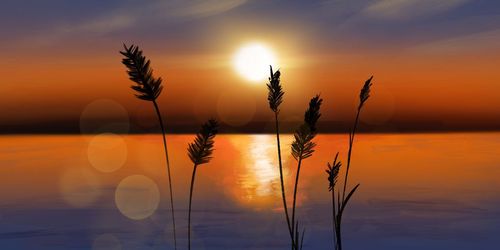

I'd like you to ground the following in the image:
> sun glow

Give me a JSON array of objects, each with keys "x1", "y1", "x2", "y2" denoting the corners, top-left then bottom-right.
[{"x1": 233, "y1": 43, "x2": 277, "y2": 82}]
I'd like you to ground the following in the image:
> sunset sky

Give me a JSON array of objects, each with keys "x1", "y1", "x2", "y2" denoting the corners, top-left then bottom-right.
[{"x1": 1, "y1": 0, "x2": 500, "y2": 133}]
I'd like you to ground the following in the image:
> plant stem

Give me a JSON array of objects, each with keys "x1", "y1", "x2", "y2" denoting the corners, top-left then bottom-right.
[
  {"x1": 188, "y1": 164, "x2": 198, "y2": 250},
  {"x1": 336, "y1": 217, "x2": 342, "y2": 250},
  {"x1": 274, "y1": 112, "x2": 294, "y2": 240},
  {"x1": 291, "y1": 157, "x2": 303, "y2": 245},
  {"x1": 342, "y1": 107, "x2": 361, "y2": 202},
  {"x1": 337, "y1": 107, "x2": 362, "y2": 250},
  {"x1": 332, "y1": 189, "x2": 337, "y2": 250},
  {"x1": 336, "y1": 191, "x2": 343, "y2": 250},
  {"x1": 152, "y1": 100, "x2": 177, "y2": 250}
]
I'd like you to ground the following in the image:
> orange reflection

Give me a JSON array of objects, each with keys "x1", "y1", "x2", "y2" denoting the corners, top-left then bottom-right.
[
  {"x1": 1, "y1": 133, "x2": 499, "y2": 212},
  {"x1": 223, "y1": 134, "x2": 295, "y2": 209}
]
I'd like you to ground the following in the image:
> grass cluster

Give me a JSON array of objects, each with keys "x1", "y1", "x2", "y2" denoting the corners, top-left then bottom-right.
[
  {"x1": 121, "y1": 44, "x2": 219, "y2": 250},
  {"x1": 120, "y1": 44, "x2": 372, "y2": 249},
  {"x1": 266, "y1": 66, "x2": 373, "y2": 249}
]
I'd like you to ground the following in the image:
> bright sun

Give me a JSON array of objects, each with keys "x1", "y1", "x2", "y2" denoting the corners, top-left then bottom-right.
[{"x1": 233, "y1": 43, "x2": 277, "y2": 82}]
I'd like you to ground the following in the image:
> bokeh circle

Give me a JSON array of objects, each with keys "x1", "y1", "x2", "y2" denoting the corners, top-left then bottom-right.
[
  {"x1": 87, "y1": 133, "x2": 127, "y2": 173},
  {"x1": 115, "y1": 175, "x2": 160, "y2": 220},
  {"x1": 59, "y1": 167, "x2": 101, "y2": 208},
  {"x1": 80, "y1": 99, "x2": 130, "y2": 134}
]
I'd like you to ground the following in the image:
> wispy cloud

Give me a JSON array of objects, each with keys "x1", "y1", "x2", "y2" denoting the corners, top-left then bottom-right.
[
  {"x1": 60, "y1": 15, "x2": 135, "y2": 34},
  {"x1": 408, "y1": 28, "x2": 500, "y2": 54},
  {"x1": 69, "y1": 0, "x2": 247, "y2": 33},
  {"x1": 19, "y1": 0, "x2": 248, "y2": 46},
  {"x1": 363, "y1": 0, "x2": 469, "y2": 20},
  {"x1": 164, "y1": 0, "x2": 247, "y2": 18}
]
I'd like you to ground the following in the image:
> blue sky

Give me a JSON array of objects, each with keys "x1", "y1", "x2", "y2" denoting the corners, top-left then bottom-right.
[{"x1": 2, "y1": 0, "x2": 500, "y2": 53}]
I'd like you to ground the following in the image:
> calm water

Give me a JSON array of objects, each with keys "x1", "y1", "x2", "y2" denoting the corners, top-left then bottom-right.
[{"x1": 0, "y1": 133, "x2": 499, "y2": 249}]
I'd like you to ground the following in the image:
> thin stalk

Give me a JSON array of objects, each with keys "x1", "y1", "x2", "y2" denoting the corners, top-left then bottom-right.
[
  {"x1": 274, "y1": 112, "x2": 294, "y2": 239},
  {"x1": 336, "y1": 217, "x2": 342, "y2": 250},
  {"x1": 152, "y1": 100, "x2": 177, "y2": 250},
  {"x1": 300, "y1": 228, "x2": 306, "y2": 250},
  {"x1": 336, "y1": 190, "x2": 342, "y2": 250},
  {"x1": 187, "y1": 164, "x2": 198, "y2": 250},
  {"x1": 332, "y1": 189, "x2": 337, "y2": 250},
  {"x1": 341, "y1": 107, "x2": 361, "y2": 202},
  {"x1": 291, "y1": 157, "x2": 303, "y2": 240},
  {"x1": 336, "y1": 183, "x2": 360, "y2": 250}
]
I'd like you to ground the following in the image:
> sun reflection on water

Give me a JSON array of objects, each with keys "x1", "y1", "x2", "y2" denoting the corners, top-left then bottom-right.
[
  {"x1": 248, "y1": 135, "x2": 279, "y2": 196},
  {"x1": 230, "y1": 134, "x2": 293, "y2": 207}
]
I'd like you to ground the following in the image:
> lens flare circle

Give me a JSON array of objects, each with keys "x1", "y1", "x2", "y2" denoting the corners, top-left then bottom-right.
[
  {"x1": 115, "y1": 175, "x2": 160, "y2": 220},
  {"x1": 59, "y1": 167, "x2": 101, "y2": 208},
  {"x1": 80, "y1": 99, "x2": 130, "y2": 134},
  {"x1": 87, "y1": 133, "x2": 127, "y2": 173},
  {"x1": 216, "y1": 90, "x2": 256, "y2": 127}
]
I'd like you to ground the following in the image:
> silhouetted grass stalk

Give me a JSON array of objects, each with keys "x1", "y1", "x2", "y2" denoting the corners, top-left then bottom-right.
[
  {"x1": 266, "y1": 66, "x2": 295, "y2": 248},
  {"x1": 328, "y1": 76, "x2": 373, "y2": 250},
  {"x1": 187, "y1": 119, "x2": 218, "y2": 250},
  {"x1": 290, "y1": 95, "x2": 323, "y2": 248},
  {"x1": 274, "y1": 112, "x2": 291, "y2": 233},
  {"x1": 341, "y1": 76, "x2": 373, "y2": 201},
  {"x1": 293, "y1": 221, "x2": 306, "y2": 250},
  {"x1": 120, "y1": 44, "x2": 177, "y2": 249},
  {"x1": 326, "y1": 152, "x2": 341, "y2": 249},
  {"x1": 187, "y1": 165, "x2": 197, "y2": 250}
]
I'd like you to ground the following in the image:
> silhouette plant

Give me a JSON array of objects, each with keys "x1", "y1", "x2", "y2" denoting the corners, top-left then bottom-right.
[
  {"x1": 326, "y1": 153, "x2": 342, "y2": 249},
  {"x1": 120, "y1": 44, "x2": 177, "y2": 249},
  {"x1": 187, "y1": 119, "x2": 219, "y2": 250},
  {"x1": 266, "y1": 66, "x2": 295, "y2": 247},
  {"x1": 327, "y1": 76, "x2": 373, "y2": 250},
  {"x1": 290, "y1": 94, "x2": 323, "y2": 248}
]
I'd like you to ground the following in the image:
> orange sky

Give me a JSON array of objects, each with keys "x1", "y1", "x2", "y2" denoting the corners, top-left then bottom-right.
[{"x1": 1, "y1": 1, "x2": 499, "y2": 133}]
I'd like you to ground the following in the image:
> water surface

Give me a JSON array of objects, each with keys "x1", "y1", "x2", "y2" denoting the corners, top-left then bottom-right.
[{"x1": 0, "y1": 133, "x2": 499, "y2": 249}]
